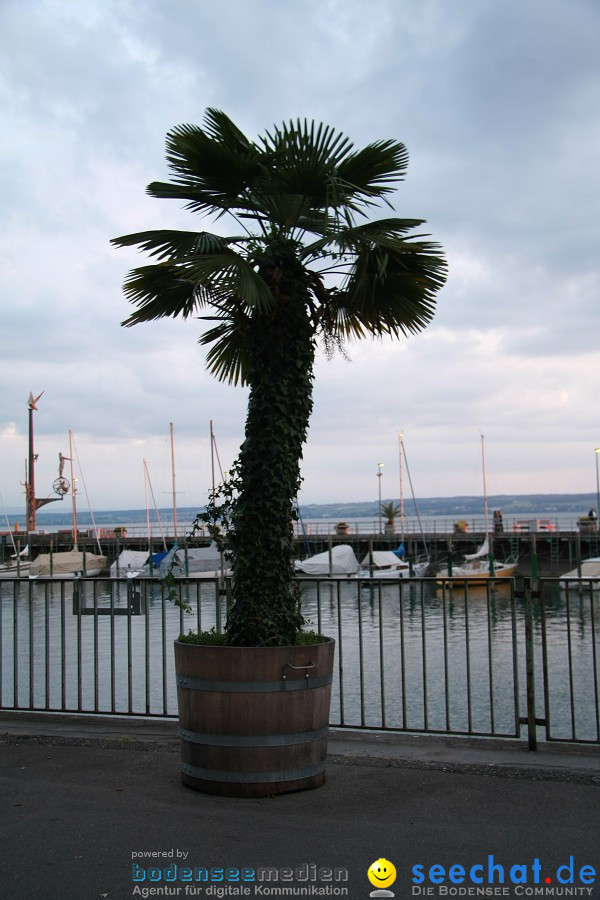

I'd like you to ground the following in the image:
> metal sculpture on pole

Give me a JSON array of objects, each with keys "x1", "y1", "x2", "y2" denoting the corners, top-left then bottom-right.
[{"x1": 25, "y1": 392, "x2": 67, "y2": 532}]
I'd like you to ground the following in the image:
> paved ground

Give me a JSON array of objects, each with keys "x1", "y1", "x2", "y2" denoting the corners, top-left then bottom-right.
[{"x1": 0, "y1": 712, "x2": 598, "y2": 900}]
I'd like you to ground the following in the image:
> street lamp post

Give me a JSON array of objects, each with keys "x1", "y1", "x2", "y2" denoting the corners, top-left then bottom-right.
[{"x1": 377, "y1": 463, "x2": 384, "y2": 533}]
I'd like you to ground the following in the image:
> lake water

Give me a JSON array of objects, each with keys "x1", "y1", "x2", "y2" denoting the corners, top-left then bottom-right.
[
  {"x1": 24, "y1": 509, "x2": 591, "y2": 540},
  {"x1": 1, "y1": 576, "x2": 598, "y2": 743}
]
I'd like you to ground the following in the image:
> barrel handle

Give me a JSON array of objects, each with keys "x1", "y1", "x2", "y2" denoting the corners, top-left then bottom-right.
[{"x1": 282, "y1": 661, "x2": 315, "y2": 682}]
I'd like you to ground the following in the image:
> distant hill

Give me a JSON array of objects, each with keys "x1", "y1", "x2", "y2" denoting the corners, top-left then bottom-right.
[
  {"x1": 4, "y1": 492, "x2": 595, "y2": 529},
  {"x1": 299, "y1": 494, "x2": 599, "y2": 520}
]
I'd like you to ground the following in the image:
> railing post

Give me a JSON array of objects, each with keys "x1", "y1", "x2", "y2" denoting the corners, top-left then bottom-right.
[{"x1": 524, "y1": 577, "x2": 537, "y2": 751}]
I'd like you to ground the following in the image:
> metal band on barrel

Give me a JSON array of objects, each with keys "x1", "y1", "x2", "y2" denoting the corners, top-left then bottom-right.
[
  {"x1": 176, "y1": 673, "x2": 332, "y2": 692},
  {"x1": 179, "y1": 726, "x2": 329, "y2": 747},
  {"x1": 180, "y1": 761, "x2": 326, "y2": 784}
]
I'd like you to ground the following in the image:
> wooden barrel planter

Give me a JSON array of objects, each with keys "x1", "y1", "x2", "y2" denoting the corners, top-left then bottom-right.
[{"x1": 174, "y1": 637, "x2": 335, "y2": 798}]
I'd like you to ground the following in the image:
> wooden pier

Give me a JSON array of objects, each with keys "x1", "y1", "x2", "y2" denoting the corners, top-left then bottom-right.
[{"x1": 3, "y1": 527, "x2": 599, "y2": 577}]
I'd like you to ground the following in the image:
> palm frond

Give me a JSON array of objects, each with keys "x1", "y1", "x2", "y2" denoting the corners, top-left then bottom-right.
[
  {"x1": 198, "y1": 305, "x2": 253, "y2": 386},
  {"x1": 243, "y1": 192, "x2": 315, "y2": 230},
  {"x1": 336, "y1": 140, "x2": 410, "y2": 199},
  {"x1": 115, "y1": 109, "x2": 447, "y2": 380},
  {"x1": 261, "y1": 119, "x2": 354, "y2": 171},
  {"x1": 110, "y1": 229, "x2": 230, "y2": 261},
  {"x1": 120, "y1": 264, "x2": 203, "y2": 326},
  {"x1": 300, "y1": 217, "x2": 427, "y2": 262},
  {"x1": 254, "y1": 120, "x2": 358, "y2": 226},
  {"x1": 179, "y1": 253, "x2": 274, "y2": 313},
  {"x1": 151, "y1": 114, "x2": 263, "y2": 216},
  {"x1": 324, "y1": 240, "x2": 447, "y2": 341},
  {"x1": 119, "y1": 248, "x2": 275, "y2": 327},
  {"x1": 202, "y1": 108, "x2": 255, "y2": 151}
]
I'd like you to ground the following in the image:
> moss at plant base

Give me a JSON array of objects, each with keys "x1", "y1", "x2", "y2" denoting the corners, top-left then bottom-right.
[{"x1": 178, "y1": 629, "x2": 327, "y2": 647}]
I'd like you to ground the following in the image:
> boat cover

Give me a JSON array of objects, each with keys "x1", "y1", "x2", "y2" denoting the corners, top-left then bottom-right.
[
  {"x1": 562, "y1": 558, "x2": 600, "y2": 579},
  {"x1": 158, "y1": 543, "x2": 225, "y2": 576},
  {"x1": 109, "y1": 550, "x2": 152, "y2": 577},
  {"x1": 360, "y1": 550, "x2": 407, "y2": 570},
  {"x1": 295, "y1": 544, "x2": 359, "y2": 575},
  {"x1": 30, "y1": 550, "x2": 107, "y2": 576}
]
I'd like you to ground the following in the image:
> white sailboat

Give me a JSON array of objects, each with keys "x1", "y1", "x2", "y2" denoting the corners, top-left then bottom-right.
[
  {"x1": 397, "y1": 432, "x2": 430, "y2": 576},
  {"x1": 110, "y1": 459, "x2": 167, "y2": 578},
  {"x1": 437, "y1": 436, "x2": 518, "y2": 583},
  {"x1": 358, "y1": 549, "x2": 422, "y2": 578},
  {"x1": 361, "y1": 434, "x2": 430, "y2": 578}
]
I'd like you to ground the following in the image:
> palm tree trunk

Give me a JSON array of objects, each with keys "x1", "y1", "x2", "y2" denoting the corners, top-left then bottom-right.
[{"x1": 226, "y1": 248, "x2": 315, "y2": 646}]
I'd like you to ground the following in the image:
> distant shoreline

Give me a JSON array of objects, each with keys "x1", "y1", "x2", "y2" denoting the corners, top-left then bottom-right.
[{"x1": 3, "y1": 492, "x2": 598, "y2": 529}]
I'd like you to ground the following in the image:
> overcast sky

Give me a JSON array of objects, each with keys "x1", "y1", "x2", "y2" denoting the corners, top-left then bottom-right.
[{"x1": 1, "y1": 0, "x2": 599, "y2": 513}]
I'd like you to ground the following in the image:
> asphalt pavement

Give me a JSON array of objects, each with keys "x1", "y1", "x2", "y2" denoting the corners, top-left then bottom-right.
[{"x1": 0, "y1": 712, "x2": 598, "y2": 900}]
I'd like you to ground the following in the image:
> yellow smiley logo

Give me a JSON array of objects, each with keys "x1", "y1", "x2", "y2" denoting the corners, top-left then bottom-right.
[{"x1": 368, "y1": 858, "x2": 397, "y2": 889}]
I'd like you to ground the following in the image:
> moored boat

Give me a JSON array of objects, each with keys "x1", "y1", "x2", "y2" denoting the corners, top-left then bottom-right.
[
  {"x1": 359, "y1": 549, "x2": 429, "y2": 578},
  {"x1": 295, "y1": 544, "x2": 359, "y2": 576},
  {"x1": 437, "y1": 436, "x2": 518, "y2": 585},
  {"x1": 437, "y1": 535, "x2": 519, "y2": 586},
  {"x1": 29, "y1": 549, "x2": 107, "y2": 577},
  {"x1": 559, "y1": 557, "x2": 600, "y2": 591}
]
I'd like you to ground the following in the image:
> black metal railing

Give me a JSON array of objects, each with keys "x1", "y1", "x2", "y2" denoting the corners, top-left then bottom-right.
[{"x1": 0, "y1": 574, "x2": 598, "y2": 746}]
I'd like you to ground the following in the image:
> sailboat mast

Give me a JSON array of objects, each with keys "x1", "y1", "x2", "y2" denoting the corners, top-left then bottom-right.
[
  {"x1": 210, "y1": 419, "x2": 216, "y2": 499},
  {"x1": 69, "y1": 429, "x2": 77, "y2": 549},
  {"x1": 398, "y1": 432, "x2": 405, "y2": 540},
  {"x1": 170, "y1": 422, "x2": 178, "y2": 540},
  {"x1": 145, "y1": 461, "x2": 167, "y2": 551},
  {"x1": 143, "y1": 459, "x2": 151, "y2": 548},
  {"x1": 481, "y1": 433, "x2": 489, "y2": 535}
]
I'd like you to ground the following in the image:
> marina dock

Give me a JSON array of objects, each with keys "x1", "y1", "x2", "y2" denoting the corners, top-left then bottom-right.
[{"x1": 2, "y1": 526, "x2": 599, "y2": 576}]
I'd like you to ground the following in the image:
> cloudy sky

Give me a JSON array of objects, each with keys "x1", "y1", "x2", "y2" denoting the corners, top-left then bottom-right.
[{"x1": 1, "y1": 0, "x2": 599, "y2": 513}]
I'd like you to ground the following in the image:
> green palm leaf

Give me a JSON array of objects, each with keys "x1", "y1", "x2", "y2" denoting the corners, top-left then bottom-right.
[
  {"x1": 199, "y1": 305, "x2": 253, "y2": 386},
  {"x1": 332, "y1": 240, "x2": 446, "y2": 339},
  {"x1": 111, "y1": 229, "x2": 230, "y2": 261},
  {"x1": 120, "y1": 251, "x2": 275, "y2": 328},
  {"x1": 120, "y1": 264, "x2": 201, "y2": 326},
  {"x1": 336, "y1": 140, "x2": 410, "y2": 200},
  {"x1": 115, "y1": 107, "x2": 447, "y2": 386},
  {"x1": 151, "y1": 115, "x2": 263, "y2": 217},
  {"x1": 301, "y1": 217, "x2": 428, "y2": 262},
  {"x1": 180, "y1": 253, "x2": 274, "y2": 312}
]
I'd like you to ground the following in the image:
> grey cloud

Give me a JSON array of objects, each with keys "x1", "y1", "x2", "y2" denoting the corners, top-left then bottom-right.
[{"x1": 0, "y1": 0, "x2": 599, "y2": 506}]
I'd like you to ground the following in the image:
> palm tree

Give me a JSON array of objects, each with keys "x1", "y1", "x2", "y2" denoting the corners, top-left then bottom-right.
[
  {"x1": 381, "y1": 501, "x2": 402, "y2": 527},
  {"x1": 112, "y1": 109, "x2": 447, "y2": 646}
]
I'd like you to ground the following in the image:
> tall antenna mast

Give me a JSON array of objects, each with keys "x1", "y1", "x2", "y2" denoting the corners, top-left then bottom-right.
[
  {"x1": 69, "y1": 429, "x2": 77, "y2": 549},
  {"x1": 170, "y1": 422, "x2": 178, "y2": 540},
  {"x1": 143, "y1": 459, "x2": 151, "y2": 548},
  {"x1": 481, "y1": 433, "x2": 489, "y2": 536},
  {"x1": 398, "y1": 431, "x2": 405, "y2": 540},
  {"x1": 210, "y1": 419, "x2": 216, "y2": 499}
]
